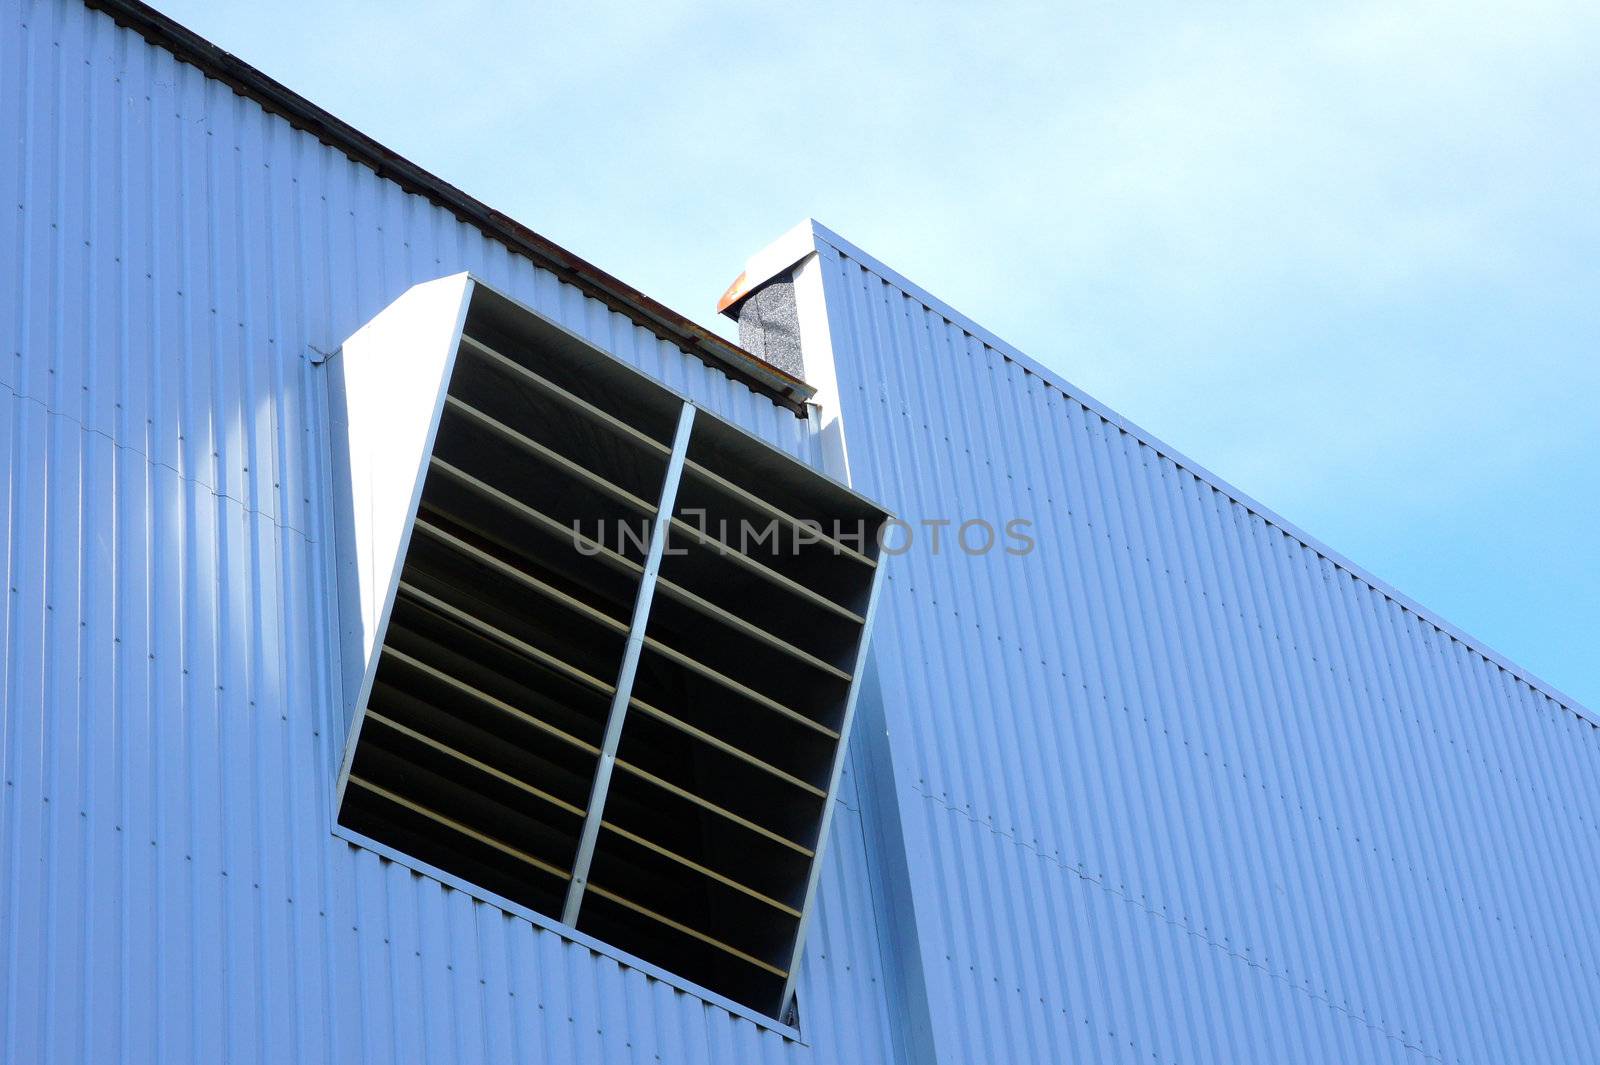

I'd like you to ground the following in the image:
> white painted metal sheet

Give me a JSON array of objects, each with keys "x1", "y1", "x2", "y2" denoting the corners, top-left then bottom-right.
[{"x1": 328, "y1": 272, "x2": 472, "y2": 771}]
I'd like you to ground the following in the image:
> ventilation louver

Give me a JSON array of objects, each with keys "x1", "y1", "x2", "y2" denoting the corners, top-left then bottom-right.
[{"x1": 333, "y1": 279, "x2": 888, "y2": 1021}]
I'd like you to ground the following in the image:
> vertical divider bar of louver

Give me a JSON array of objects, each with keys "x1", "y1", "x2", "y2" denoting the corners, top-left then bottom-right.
[
  {"x1": 777, "y1": 523, "x2": 891, "y2": 1020},
  {"x1": 561, "y1": 400, "x2": 698, "y2": 925}
]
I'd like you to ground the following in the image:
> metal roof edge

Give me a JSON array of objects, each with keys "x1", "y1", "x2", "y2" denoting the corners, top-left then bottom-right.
[
  {"x1": 802, "y1": 220, "x2": 1597, "y2": 727},
  {"x1": 716, "y1": 219, "x2": 822, "y2": 315},
  {"x1": 80, "y1": 0, "x2": 815, "y2": 413}
]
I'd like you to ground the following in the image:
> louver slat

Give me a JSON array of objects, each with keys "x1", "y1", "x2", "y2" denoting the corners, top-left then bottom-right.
[
  {"x1": 624, "y1": 698, "x2": 829, "y2": 798},
  {"x1": 639, "y1": 637, "x2": 840, "y2": 739},
  {"x1": 610, "y1": 759, "x2": 815, "y2": 857},
  {"x1": 362, "y1": 711, "x2": 587, "y2": 819},
  {"x1": 394, "y1": 581, "x2": 618, "y2": 696},
  {"x1": 409, "y1": 518, "x2": 631, "y2": 634},
  {"x1": 598, "y1": 821, "x2": 802, "y2": 918},
  {"x1": 680, "y1": 457, "x2": 876, "y2": 568},
  {"x1": 374, "y1": 646, "x2": 601, "y2": 756},
  {"x1": 442, "y1": 396, "x2": 659, "y2": 515},
  {"x1": 336, "y1": 280, "x2": 888, "y2": 1022},
  {"x1": 654, "y1": 576, "x2": 853, "y2": 681},
  {"x1": 667, "y1": 517, "x2": 866, "y2": 624},
  {"x1": 457, "y1": 333, "x2": 673, "y2": 459},
  {"x1": 346, "y1": 776, "x2": 571, "y2": 882},
  {"x1": 583, "y1": 885, "x2": 790, "y2": 977},
  {"x1": 426, "y1": 459, "x2": 645, "y2": 576}
]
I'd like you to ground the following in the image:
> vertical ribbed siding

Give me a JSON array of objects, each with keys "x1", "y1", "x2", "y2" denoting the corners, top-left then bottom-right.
[
  {"x1": 814, "y1": 234, "x2": 1600, "y2": 1065},
  {"x1": 0, "y1": 3, "x2": 896, "y2": 1062},
  {"x1": 16, "y1": 0, "x2": 1597, "y2": 1060}
]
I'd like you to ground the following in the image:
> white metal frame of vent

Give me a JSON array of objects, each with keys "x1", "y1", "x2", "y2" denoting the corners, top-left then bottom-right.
[{"x1": 326, "y1": 273, "x2": 890, "y2": 1031}]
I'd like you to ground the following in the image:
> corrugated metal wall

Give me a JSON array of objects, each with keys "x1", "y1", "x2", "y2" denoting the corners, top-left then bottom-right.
[
  {"x1": 812, "y1": 228, "x2": 1600, "y2": 1065},
  {"x1": 0, "y1": 3, "x2": 898, "y2": 1062},
  {"x1": 9, "y1": 0, "x2": 1600, "y2": 1062}
]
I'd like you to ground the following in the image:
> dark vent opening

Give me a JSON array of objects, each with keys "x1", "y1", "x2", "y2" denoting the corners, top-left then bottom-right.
[
  {"x1": 342, "y1": 737, "x2": 574, "y2": 916},
  {"x1": 382, "y1": 599, "x2": 614, "y2": 749},
  {"x1": 463, "y1": 289, "x2": 686, "y2": 446},
  {"x1": 341, "y1": 781, "x2": 565, "y2": 913},
  {"x1": 643, "y1": 592, "x2": 853, "y2": 729},
  {"x1": 446, "y1": 354, "x2": 670, "y2": 506},
  {"x1": 366, "y1": 676, "x2": 596, "y2": 810},
  {"x1": 657, "y1": 532, "x2": 863, "y2": 670},
  {"x1": 615, "y1": 709, "x2": 827, "y2": 851},
  {"x1": 588, "y1": 823, "x2": 798, "y2": 961},
  {"x1": 338, "y1": 286, "x2": 888, "y2": 1023},
  {"x1": 603, "y1": 766, "x2": 812, "y2": 908},
  {"x1": 685, "y1": 416, "x2": 883, "y2": 556},
  {"x1": 415, "y1": 496, "x2": 641, "y2": 623},
  {"x1": 630, "y1": 653, "x2": 838, "y2": 787},
  {"x1": 671, "y1": 475, "x2": 874, "y2": 610},
  {"x1": 577, "y1": 886, "x2": 788, "y2": 1015}
]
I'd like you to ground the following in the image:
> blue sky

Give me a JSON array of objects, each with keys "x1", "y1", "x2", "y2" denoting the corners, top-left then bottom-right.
[{"x1": 157, "y1": 0, "x2": 1600, "y2": 709}]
